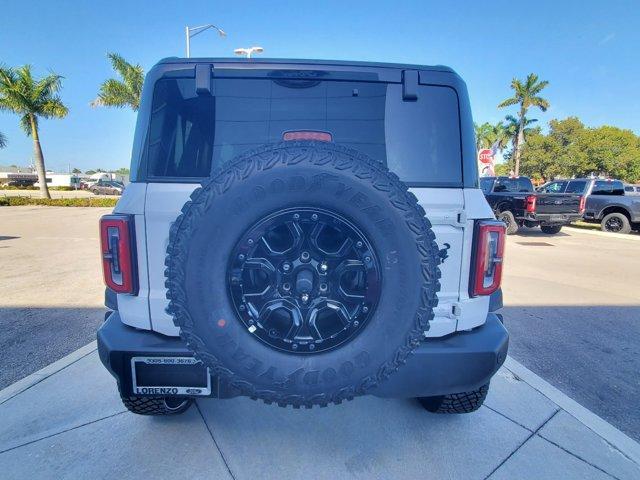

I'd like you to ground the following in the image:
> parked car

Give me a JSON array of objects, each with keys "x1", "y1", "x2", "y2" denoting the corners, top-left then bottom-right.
[
  {"x1": 538, "y1": 178, "x2": 640, "y2": 233},
  {"x1": 480, "y1": 176, "x2": 584, "y2": 234},
  {"x1": 97, "y1": 57, "x2": 508, "y2": 417},
  {"x1": 89, "y1": 180, "x2": 124, "y2": 196}
]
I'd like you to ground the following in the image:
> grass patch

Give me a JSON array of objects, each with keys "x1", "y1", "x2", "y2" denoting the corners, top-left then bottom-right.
[
  {"x1": 568, "y1": 220, "x2": 601, "y2": 231},
  {"x1": 0, "y1": 196, "x2": 118, "y2": 207}
]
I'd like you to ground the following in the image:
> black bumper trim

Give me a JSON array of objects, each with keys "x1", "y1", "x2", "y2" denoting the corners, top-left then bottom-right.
[{"x1": 98, "y1": 312, "x2": 508, "y2": 399}]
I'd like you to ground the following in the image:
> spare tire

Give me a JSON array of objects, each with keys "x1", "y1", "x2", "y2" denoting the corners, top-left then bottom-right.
[{"x1": 165, "y1": 141, "x2": 441, "y2": 407}]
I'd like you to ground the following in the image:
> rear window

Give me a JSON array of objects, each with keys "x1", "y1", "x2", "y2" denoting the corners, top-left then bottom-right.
[
  {"x1": 144, "y1": 76, "x2": 462, "y2": 185},
  {"x1": 493, "y1": 177, "x2": 533, "y2": 193},
  {"x1": 480, "y1": 177, "x2": 494, "y2": 193},
  {"x1": 566, "y1": 180, "x2": 587, "y2": 194}
]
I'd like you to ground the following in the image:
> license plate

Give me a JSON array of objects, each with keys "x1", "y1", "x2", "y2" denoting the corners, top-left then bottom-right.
[
  {"x1": 130, "y1": 356, "x2": 211, "y2": 396},
  {"x1": 549, "y1": 214, "x2": 565, "y2": 222}
]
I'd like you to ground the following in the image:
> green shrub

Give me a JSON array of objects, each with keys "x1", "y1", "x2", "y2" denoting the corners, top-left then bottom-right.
[{"x1": 0, "y1": 196, "x2": 118, "y2": 207}]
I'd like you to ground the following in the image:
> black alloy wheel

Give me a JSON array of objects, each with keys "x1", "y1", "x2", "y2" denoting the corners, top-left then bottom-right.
[
  {"x1": 228, "y1": 207, "x2": 381, "y2": 354},
  {"x1": 605, "y1": 216, "x2": 623, "y2": 232}
]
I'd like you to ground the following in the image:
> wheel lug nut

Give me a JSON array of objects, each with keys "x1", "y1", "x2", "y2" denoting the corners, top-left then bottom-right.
[
  {"x1": 301, "y1": 293, "x2": 309, "y2": 303},
  {"x1": 365, "y1": 256, "x2": 371, "y2": 263},
  {"x1": 319, "y1": 283, "x2": 327, "y2": 292},
  {"x1": 301, "y1": 251, "x2": 310, "y2": 262},
  {"x1": 293, "y1": 213, "x2": 300, "y2": 220},
  {"x1": 362, "y1": 306, "x2": 368, "y2": 313},
  {"x1": 309, "y1": 343, "x2": 315, "y2": 351},
  {"x1": 353, "y1": 321, "x2": 360, "y2": 327},
  {"x1": 356, "y1": 241, "x2": 363, "y2": 248},
  {"x1": 292, "y1": 343, "x2": 298, "y2": 350},
  {"x1": 282, "y1": 262, "x2": 291, "y2": 271},
  {"x1": 239, "y1": 305, "x2": 246, "y2": 311},
  {"x1": 320, "y1": 262, "x2": 328, "y2": 272},
  {"x1": 247, "y1": 238, "x2": 254, "y2": 245},
  {"x1": 238, "y1": 253, "x2": 245, "y2": 261},
  {"x1": 283, "y1": 283, "x2": 291, "y2": 291},
  {"x1": 311, "y1": 213, "x2": 318, "y2": 221}
]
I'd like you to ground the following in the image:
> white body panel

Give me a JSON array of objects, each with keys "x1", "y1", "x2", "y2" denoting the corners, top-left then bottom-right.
[
  {"x1": 113, "y1": 184, "x2": 151, "y2": 330},
  {"x1": 144, "y1": 183, "x2": 198, "y2": 336},
  {"x1": 130, "y1": 184, "x2": 494, "y2": 338}
]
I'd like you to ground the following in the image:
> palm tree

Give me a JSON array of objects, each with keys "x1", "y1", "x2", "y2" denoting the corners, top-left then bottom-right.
[
  {"x1": 0, "y1": 131, "x2": 7, "y2": 149},
  {"x1": 498, "y1": 73, "x2": 549, "y2": 175},
  {"x1": 503, "y1": 114, "x2": 538, "y2": 148},
  {"x1": 0, "y1": 65, "x2": 68, "y2": 198},
  {"x1": 92, "y1": 53, "x2": 144, "y2": 111}
]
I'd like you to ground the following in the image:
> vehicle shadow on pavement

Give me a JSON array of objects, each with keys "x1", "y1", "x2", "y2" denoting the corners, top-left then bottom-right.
[
  {"x1": 0, "y1": 306, "x2": 106, "y2": 390},
  {"x1": 510, "y1": 227, "x2": 571, "y2": 237},
  {"x1": 503, "y1": 304, "x2": 640, "y2": 442}
]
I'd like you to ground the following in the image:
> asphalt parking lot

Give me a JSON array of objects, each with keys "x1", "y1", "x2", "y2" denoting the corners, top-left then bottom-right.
[
  {"x1": 502, "y1": 227, "x2": 640, "y2": 441},
  {"x1": 0, "y1": 206, "x2": 110, "y2": 388},
  {"x1": 0, "y1": 206, "x2": 639, "y2": 442}
]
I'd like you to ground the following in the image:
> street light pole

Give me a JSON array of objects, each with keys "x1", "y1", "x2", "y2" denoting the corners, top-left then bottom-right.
[{"x1": 185, "y1": 24, "x2": 226, "y2": 58}]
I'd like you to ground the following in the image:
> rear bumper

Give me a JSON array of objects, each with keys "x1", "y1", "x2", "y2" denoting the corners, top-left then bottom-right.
[
  {"x1": 98, "y1": 311, "x2": 508, "y2": 399},
  {"x1": 523, "y1": 212, "x2": 583, "y2": 225}
]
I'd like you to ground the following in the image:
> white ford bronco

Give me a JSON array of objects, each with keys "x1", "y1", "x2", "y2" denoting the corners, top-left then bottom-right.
[{"x1": 97, "y1": 58, "x2": 508, "y2": 415}]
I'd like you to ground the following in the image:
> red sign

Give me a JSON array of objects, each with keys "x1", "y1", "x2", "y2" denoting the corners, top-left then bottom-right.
[{"x1": 478, "y1": 149, "x2": 494, "y2": 164}]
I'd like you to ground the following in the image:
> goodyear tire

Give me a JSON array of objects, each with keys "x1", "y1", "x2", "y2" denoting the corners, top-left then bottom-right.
[
  {"x1": 165, "y1": 142, "x2": 441, "y2": 408},
  {"x1": 418, "y1": 383, "x2": 489, "y2": 414}
]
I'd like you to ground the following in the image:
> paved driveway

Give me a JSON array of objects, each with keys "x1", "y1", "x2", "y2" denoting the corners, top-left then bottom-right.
[
  {"x1": 0, "y1": 206, "x2": 110, "y2": 388},
  {"x1": 503, "y1": 227, "x2": 640, "y2": 440}
]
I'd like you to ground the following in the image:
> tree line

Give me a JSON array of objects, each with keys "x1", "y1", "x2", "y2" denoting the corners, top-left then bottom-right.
[
  {"x1": 0, "y1": 54, "x2": 143, "y2": 198},
  {"x1": 476, "y1": 73, "x2": 639, "y2": 184}
]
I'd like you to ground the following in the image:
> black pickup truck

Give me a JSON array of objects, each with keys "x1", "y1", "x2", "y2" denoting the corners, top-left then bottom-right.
[
  {"x1": 480, "y1": 176, "x2": 584, "y2": 234},
  {"x1": 538, "y1": 178, "x2": 640, "y2": 233}
]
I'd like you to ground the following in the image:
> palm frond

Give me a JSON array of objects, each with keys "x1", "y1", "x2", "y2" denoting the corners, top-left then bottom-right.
[
  {"x1": 93, "y1": 53, "x2": 144, "y2": 111},
  {"x1": 19, "y1": 113, "x2": 34, "y2": 136},
  {"x1": 0, "y1": 131, "x2": 7, "y2": 148}
]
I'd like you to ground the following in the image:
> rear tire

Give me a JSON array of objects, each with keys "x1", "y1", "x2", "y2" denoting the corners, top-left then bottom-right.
[
  {"x1": 418, "y1": 383, "x2": 489, "y2": 414},
  {"x1": 540, "y1": 225, "x2": 562, "y2": 234},
  {"x1": 119, "y1": 390, "x2": 193, "y2": 416},
  {"x1": 601, "y1": 213, "x2": 631, "y2": 234},
  {"x1": 497, "y1": 211, "x2": 519, "y2": 235}
]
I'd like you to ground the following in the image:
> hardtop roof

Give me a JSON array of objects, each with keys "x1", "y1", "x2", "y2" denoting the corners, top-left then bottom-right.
[{"x1": 157, "y1": 57, "x2": 456, "y2": 74}]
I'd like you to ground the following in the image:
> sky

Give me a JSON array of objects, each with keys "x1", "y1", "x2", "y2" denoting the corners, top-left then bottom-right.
[{"x1": 0, "y1": 0, "x2": 638, "y2": 172}]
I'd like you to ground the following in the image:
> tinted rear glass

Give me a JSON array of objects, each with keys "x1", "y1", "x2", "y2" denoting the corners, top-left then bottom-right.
[
  {"x1": 480, "y1": 177, "x2": 494, "y2": 193},
  {"x1": 493, "y1": 177, "x2": 533, "y2": 193},
  {"x1": 145, "y1": 76, "x2": 462, "y2": 185},
  {"x1": 566, "y1": 180, "x2": 587, "y2": 194}
]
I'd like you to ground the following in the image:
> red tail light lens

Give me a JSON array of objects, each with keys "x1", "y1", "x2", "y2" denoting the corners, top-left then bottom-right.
[
  {"x1": 100, "y1": 214, "x2": 137, "y2": 295},
  {"x1": 525, "y1": 195, "x2": 537, "y2": 213},
  {"x1": 470, "y1": 220, "x2": 506, "y2": 297},
  {"x1": 578, "y1": 195, "x2": 586, "y2": 214},
  {"x1": 283, "y1": 130, "x2": 332, "y2": 142}
]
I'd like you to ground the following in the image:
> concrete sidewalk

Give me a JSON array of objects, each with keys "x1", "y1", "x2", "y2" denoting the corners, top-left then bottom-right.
[{"x1": 1, "y1": 345, "x2": 638, "y2": 480}]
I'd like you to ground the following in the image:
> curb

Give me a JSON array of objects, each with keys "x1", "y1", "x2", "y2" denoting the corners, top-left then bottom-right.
[
  {"x1": 504, "y1": 356, "x2": 640, "y2": 466},
  {"x1": 0, "y1": 341, "x2": 97, "y2": 405},
  {"x1": 565, "y1": 225, "x2": 640, "y2": 241}
]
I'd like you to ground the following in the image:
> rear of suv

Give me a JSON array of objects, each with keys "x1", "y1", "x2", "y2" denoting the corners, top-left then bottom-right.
[{"x1": 97, "y1": 58, "x2": 508, "y2": 415}]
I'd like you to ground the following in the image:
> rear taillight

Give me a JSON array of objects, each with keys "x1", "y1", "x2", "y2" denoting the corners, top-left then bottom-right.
[
  {"x1": 525, "y1": 195, "x2": 537, "y2": 213},
  {"x1": 579, "y1": 195, "x2": 586, "y2": 214},
  {"x1": 470, "y1": 220, "x2": 506, "y2": 297},
  {"x1": 100, "y1": 214, "x2": 137, "y2": 295}
]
